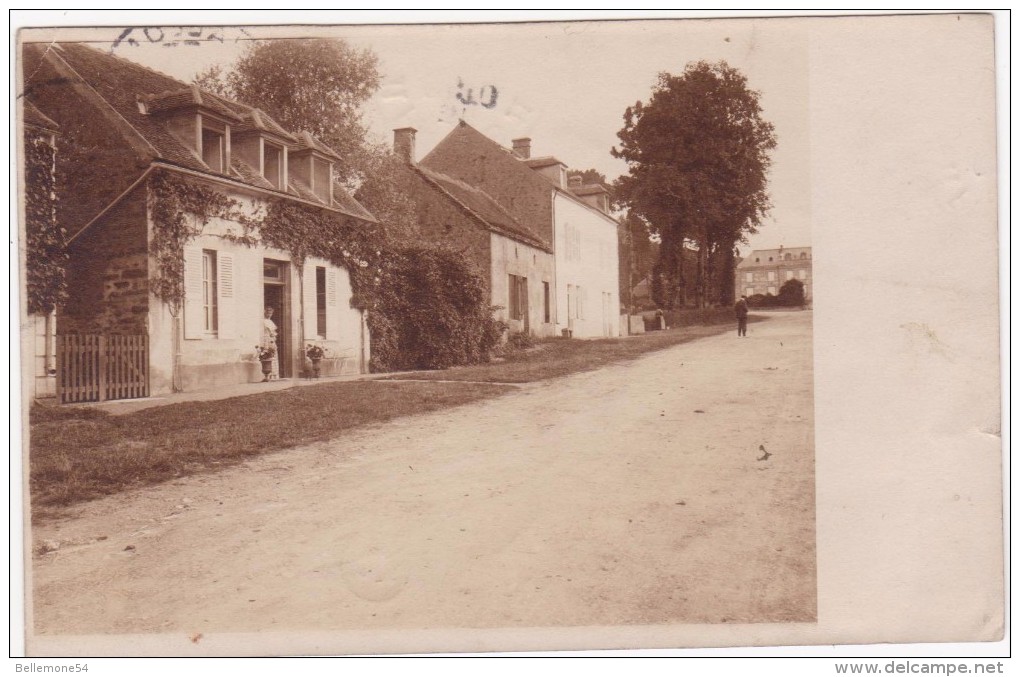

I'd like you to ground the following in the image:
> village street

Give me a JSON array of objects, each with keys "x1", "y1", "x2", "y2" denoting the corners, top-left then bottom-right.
[{"x1": 31, "y1": 312, "x2": 815, "y2": 636}]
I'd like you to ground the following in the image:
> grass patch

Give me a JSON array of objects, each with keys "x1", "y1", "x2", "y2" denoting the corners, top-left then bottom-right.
[
  {"x1": 385, "y1": 314, "x2": 767, "y2": 384},
  {"x1": 30, "y1": 380, "x2": 511, "y2": 513}
]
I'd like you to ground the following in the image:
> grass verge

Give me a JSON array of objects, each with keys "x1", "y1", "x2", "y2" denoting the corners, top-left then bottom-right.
[
  {"x1": 383, "y1": 314, "x2": 767, "y2": 383},
  {"x1": 30, "y1": 380, "x2": 511, "y2": 514}
]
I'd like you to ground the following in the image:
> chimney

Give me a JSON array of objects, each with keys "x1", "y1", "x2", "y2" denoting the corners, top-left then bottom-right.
[
  {"x1": 393, "y1": 127, "x2": 417, "y2": 164},
  {"x1": 568, "y1": 175, "x2": 583, "y2": 189},
  {"x1": 512, "y1": 137, "x2": 531, "y2": 160}
]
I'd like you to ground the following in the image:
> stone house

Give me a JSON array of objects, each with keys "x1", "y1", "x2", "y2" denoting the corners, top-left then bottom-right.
[
  {"x1": 22, "y1": 43, "x2": 376, "y2": 400},
  {"x1": 736, "y1": 246, "x2": 813, "y2": 301},
  {"x1": 420, "y1": 121, "x2": 621, "y2": 338},
  {"x1": 390, "y1": 128, "x2": 556, "y2": 337}
]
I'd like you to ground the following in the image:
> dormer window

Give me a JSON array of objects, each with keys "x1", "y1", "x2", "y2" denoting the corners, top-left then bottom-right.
[
  {"x1": 290, "y1": 131, "x2": 340, "y2": 205},
  {"x1": 263, "y1": 142, "x2": 284, "y2": 189},
  {"x1": 202, "y1": 126, "x2": 226, "y2": 173},
  {"x1": 312, "y1": 157, "x2": 332, "y2": 202},
  {"x1": 143, "y1": 86, "x2": 240, "y2": 174}
]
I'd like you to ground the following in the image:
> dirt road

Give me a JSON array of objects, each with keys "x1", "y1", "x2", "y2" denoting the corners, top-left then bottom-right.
[{"x1": 31, "y1": 312, "x2": 815, "y2": 636}]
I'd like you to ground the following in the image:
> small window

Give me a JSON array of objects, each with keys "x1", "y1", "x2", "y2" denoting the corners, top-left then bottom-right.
[
  {"x1": 202, "y1": 250, "x2": 218, "y2": 333},
  {"x1": 543, "y1": 281, "x2": 551, "y2": 323},
  {"x1": 745, "y1": 272, "x2": 753, "y2": 282},
  {"x1": 800, "y1": 252, "x2": 808, "y2": 259},
  {"x1": 202, "y1": 128, "x2": 225, "y2": 173},
  {"x1": 786, "y1": 270, "x2": 794, "y2": 280},
  {"x1": 316, "y1": 266, "x2": 327, "y2": 338},
  {"x1": 767, "y1": 271, "x2": 776, "y2": 281},
  {"x1": 768, "y1": 257, "x2": 773, "y2": 262},
  {"x1": 799, "y1": 269, "x2": 807, "y2": 279},
  {"x1": 745, "y1": 287, "x2": 755, "y2": 297},
  {"x1": 312, "y1": 158, "x2": 331, "y2": 202},
  {"x1": 784, "y1": 253, "x2": 792, "y2": 261},
  {"x1": 264, "y1": 142, "x2": 283, "y2": 189},
  {"x1": 767, "y1": 286, "x2": 777, "y2": 295},
  {"x1": 755, "y1": 258, "x2": 760, "y2": 263}
]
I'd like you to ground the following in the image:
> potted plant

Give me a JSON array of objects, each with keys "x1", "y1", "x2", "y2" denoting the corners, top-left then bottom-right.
[
  {"x1": 255, "y1": 344, "x2": 276, "y2": 382},
  {"x1": 305, "y1": 343, "x2": 326, "y2": 378}
]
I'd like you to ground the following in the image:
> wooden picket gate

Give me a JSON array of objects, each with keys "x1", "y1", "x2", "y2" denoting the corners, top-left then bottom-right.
[{"x1": 56, "y1": 334, "x2": 149, "y2": 404}]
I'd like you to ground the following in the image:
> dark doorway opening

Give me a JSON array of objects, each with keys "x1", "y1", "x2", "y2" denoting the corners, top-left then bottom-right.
[{"x1": 263, "y1": 260, "x2": 289, "y2": 378}]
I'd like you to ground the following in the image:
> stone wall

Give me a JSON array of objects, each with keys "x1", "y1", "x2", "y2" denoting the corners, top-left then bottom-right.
[{"x1": 59, "y1": 188, "x2": 148, "y2": 335}]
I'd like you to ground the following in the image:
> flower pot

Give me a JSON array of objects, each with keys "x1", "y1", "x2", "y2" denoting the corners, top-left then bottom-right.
[
  {"x1": 260, "y1": 359, "x2": 273, "y2": 381},
  {"x1": 311, "y1": 357, "x2": 321, "y2": 378}
]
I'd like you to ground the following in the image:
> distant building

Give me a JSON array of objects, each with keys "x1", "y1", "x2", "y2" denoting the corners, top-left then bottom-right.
[{"x1": 735, "y1": 246, "x2": 812, "y2": 300}]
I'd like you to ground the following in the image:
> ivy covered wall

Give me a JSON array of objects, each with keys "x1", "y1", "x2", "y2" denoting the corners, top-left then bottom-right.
[{"x1": 24, "y1": 130, "x2": 67, "y2": 316}]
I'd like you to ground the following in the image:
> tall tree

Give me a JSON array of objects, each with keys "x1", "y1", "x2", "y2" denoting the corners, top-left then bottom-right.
[
  {"x1": 612, "y1": 61, "x2": 776, "y2": 308},
  {"x1": 194, "y1": 39, "x2": 381, "y2": 187}
]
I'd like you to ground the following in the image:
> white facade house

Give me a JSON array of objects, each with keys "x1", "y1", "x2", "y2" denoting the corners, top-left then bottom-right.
[{"x1": 554, "y1": 192, "x2": 621, "y2": 338}]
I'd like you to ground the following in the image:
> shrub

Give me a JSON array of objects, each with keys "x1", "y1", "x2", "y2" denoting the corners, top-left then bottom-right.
[
  {"x1": 367, "y1": 244, "x2": 507, "y2": 371},
  {"x1": 778, "y1": 278, "x2": 806, "y2": 306}
]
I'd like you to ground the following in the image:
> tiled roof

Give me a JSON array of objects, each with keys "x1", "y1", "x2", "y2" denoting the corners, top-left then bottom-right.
[
  {"x1": 23, "y1": 42, "x2": 374, "y2": 223},
  {"x1": 328, "y1": 182, "x2": 378, "y2": 223},
  {"x1": 422, "y1": 120, "x2": 618, "y2": 229},
  {"x1": 292, "y1": 130, "x2": 341, "y2": 159},
  {"x1": 23, "y1": 101, "x2": 59, "y2": 132},
  {"x1": 230, "y1": 158, "x2": 275, "y2": 191},
  {"x1": 233, "y1": 108, "x2": 297, "y2": 142},
  {"x1": 413, "y1": 164, "x2": 550, "y2": 251},
  {"x1": 144, "y1": 85, "x2": 243, "y2": 121}
]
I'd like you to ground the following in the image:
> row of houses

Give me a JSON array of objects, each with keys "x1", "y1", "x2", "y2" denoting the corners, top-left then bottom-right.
[{"x1": 22, "y1": 43, "x2": 620, "y2": 402}]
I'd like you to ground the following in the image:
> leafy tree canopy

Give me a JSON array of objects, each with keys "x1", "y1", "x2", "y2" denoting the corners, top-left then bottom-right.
[
  {"x1": 612, "y1": 60, "x2": 777, "y2": 307},
  {"x1": 567, "y1": 167, "x2": 609, "y2": 188}
]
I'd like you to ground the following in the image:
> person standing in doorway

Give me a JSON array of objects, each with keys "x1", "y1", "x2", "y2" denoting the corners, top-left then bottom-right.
[
  {"x1": 262, "y1": 307, "x2": 280, "y2": 379},
  {"x1": 734, "y1": 295, "x2": 749, "y2": 337}
]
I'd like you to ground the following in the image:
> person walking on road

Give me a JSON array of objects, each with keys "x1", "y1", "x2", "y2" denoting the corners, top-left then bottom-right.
[{"x1": 735, "y1": 295, "x2": 749, "y2": 337}]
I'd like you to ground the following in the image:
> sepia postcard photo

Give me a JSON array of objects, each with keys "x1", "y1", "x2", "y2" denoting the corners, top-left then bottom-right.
[{"x1": 13, "y1": 12, "x2": 1004, "y2": 657}]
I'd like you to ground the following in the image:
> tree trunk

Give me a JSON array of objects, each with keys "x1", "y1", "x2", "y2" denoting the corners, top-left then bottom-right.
[
  {"x1": 695, "y1": 232, "x2": 707, "y2": 309},
  {"x1": 674, "y1": 231, "x2": 686, "y2": 308}
]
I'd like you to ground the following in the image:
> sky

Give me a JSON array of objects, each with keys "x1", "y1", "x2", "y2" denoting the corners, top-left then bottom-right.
[{"x1": 36, "y1": 17, "x2": 811, "y2": 255}]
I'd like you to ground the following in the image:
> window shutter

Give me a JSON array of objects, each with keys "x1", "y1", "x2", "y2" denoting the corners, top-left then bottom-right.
[
  {"x1": 302, "y1": 264, "x2": 317, "y2": 340},
  {"x1": 217, "y1": 252, "x2": 235, "y2": 339},
  {"x1": 183, "y1": 245, "x2": 203, "y2": 339},
  {"x1": 326, "y1": 269, "x2": 338, "y2": 340}
]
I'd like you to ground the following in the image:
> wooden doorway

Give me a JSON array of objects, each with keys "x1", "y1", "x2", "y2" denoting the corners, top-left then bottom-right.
[{"x1": 263, "y1": 260, "x2": 290, "y2": 378}]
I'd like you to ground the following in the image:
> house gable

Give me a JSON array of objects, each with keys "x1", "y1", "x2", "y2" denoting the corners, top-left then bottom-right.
[
  {"x1": 22, "y1": 44, "x2": 155, "y2": 241},
  {"x1": 420, "y1": 121, "x2": 555, "y2": 246}
]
